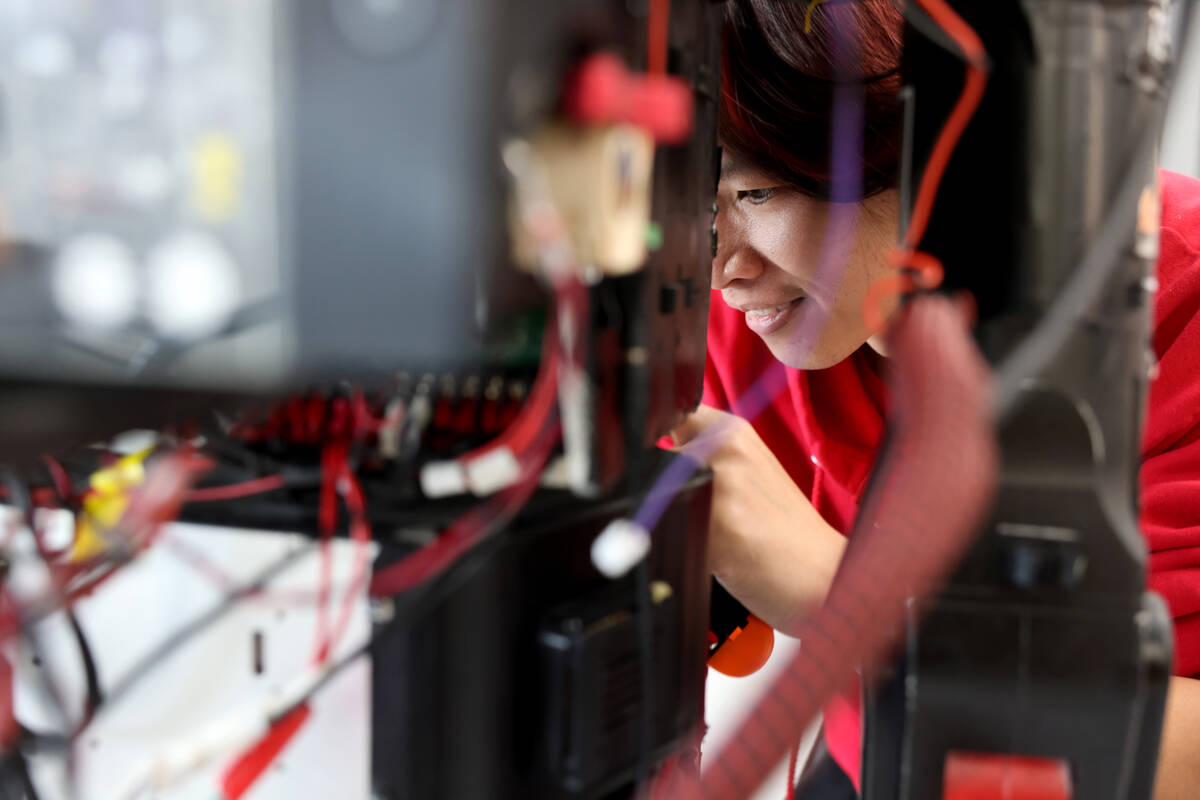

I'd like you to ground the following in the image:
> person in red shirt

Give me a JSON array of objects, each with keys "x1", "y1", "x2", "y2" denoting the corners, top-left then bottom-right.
[{"x1": 673, "y1": 1, "x2": 1200, "y2": 797}]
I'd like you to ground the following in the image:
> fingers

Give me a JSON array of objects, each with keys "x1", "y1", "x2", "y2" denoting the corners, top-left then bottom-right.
[
  {"x1": 952, "y1": 290, "x2": 978, "y2": 328},
  {"x1": 669, "y1": 404, "x2": 729, "y2": 448}
]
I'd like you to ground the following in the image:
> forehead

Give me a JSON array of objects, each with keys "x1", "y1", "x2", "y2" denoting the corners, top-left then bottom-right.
[{"x1": 719, "y1": 148, "x2": 779, "y2": 183}]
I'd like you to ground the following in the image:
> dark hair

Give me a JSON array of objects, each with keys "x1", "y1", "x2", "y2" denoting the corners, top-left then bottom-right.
[{"x1": 721, "y1": 0, "x2": 904, "y2": 199}]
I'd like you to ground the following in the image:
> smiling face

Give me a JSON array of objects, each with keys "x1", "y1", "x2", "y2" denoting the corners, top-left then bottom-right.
[{"x1": 712, "y1": 150, "x2": 900, "y2": 370}]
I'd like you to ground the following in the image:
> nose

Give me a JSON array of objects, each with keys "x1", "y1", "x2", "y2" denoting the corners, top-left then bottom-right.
[{"x1": 711, "y1": 205, "x2": 765, "y2": 290}]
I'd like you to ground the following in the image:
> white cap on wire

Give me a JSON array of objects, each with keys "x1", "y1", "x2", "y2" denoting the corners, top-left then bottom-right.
[{"x1": 590, "y1": 518, "x2": 651, "y2": 579}]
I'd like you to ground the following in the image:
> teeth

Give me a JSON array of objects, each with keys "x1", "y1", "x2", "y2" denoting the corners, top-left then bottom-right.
[{"x1": 746, "y1": 302, "x2": 793, "y2": 318}]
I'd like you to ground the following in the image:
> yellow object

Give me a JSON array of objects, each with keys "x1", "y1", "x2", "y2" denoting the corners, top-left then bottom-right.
[
  {"x1": 650, "y1": 580, "x2": 674, "y2": 605},
  {"x1": 804, "y1": 0, "x2": 830, "y2": 34},
  {"x1": 192, "y1": 133, "x2": 242, "y2": 222},
  {"x1": 73, "y1": 450, "x2": 152, "y2": 561}
]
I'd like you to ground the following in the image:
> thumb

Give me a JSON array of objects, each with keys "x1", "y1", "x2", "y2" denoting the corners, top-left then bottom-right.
[
  {"x1": 669, "y1": 404, "x2": 733, "y2": 449},
  {"x1": 953, "y1": 290, "x2": 978, "y2": 328}
]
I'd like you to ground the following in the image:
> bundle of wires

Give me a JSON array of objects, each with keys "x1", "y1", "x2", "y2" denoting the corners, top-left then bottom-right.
[
  {"x1": 373, "y1": 135, "x2": 590, "y2": 595},
  {"x1": 860, "y1": 0, "x2": 989, "y2": 332},
  {"x1": 95, "y1": 128, "x2": 590, "y2": 799},
  {"x1": 0, "y1": 449, "x2": 214, "y2": 800},
  {"x1": 39, "y1": 0, "x2": 1195, "y2": 796}
]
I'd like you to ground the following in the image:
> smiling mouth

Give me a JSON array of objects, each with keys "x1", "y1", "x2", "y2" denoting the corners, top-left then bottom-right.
[
  {"x1": 742, "y1": 297, "x2": 804, "y2": 334},
  {"x1": 745, "y1": 301, "x2": 797, "y2": 320}
]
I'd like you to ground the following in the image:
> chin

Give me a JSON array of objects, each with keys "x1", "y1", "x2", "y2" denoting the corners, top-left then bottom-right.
[{"x1": 762, "y1": 334, "x2": 862, "y2": 371}]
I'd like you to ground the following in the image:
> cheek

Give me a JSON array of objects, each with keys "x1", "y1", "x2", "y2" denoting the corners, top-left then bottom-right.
[
  {"x1": 744, "y1": 204, "x2": 827, "y2": 279},
  {"x1": 827, "y1": 209, "x2": 899, "y2": 327}
]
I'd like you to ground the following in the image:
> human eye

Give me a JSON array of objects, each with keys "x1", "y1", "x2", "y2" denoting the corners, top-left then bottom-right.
[{"x1": 736, "y1": 187, "x2": 779, "y2": 205}]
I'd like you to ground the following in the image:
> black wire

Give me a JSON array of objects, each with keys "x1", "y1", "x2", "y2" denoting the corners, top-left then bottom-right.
[
  {"x1": 270, "y1": 442, "x2": 574, "y2": 726},
  {"x1": 901, "y1": 1, "x2": 971, "y2": 64},
  {"x1": 74, "y1": 541, "x2": 318, "y2": 738},
  {"x1": 131, "y1": 295, "x2": 285, "y2": 378},
  {"x1": 13, "y1": 752, "x2": 41, "y2": 800},
  {"x1": 268, "y1": 532, "x2": 501, "y2": 724},
  {"x1": 23, "y1": 460, "x2": 105, "y2": 720},
  {"x1": 0, "y1": 753, "x2": 37, "y2": 800},
  {"x1": 1, "y1": 471, "x2": 76, "y2": 732},
  {"x1": 70, "y1": 415, "x2": 559, "y2": 748},
  {"x1": 17, "y1": 726, "x2": 70, "y2": 755},
  {"x1": 65, "y1": 612, "x2": 102, "y2": 720}
]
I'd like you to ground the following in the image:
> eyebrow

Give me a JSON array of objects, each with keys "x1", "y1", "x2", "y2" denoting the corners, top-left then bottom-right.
[
  {"x1": 720, "y1": 151, "x2": 775, "y2": 182},
  {"x1": 719, "y1": 154, "x2": 753, "y2": 180}
]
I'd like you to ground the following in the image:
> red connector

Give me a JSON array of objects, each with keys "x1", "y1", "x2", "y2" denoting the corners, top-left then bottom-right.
[
  {"x1": 219, "y1": 704, "x2": 312, "y2": 800},
  {"x1": 944, "y1": 752, "x2": 1073, "y2": 800},
  {"x1": 564, "y1": 53, "x2": 694, "y2": 144}
]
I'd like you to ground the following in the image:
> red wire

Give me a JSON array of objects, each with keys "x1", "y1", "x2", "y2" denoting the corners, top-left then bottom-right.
[
  {"x1": 311, "y1": 442, "x2": 345, "y2": 665},
  {"x1": 861, "y1": 0, "x2": 988, "y2": 331},
  {"x1": 41, "y1": 455, "x2": 74, "y2": 503},
  {"x1": 387, "y1": 278, "x2": 580, "y2": 591},
  {"x1": 311, "y1": 441, "x2": 374, "y2": 665},
  {"x1": 0, "y1": 486, "x2": 59, "y2": 506},
  {"x1": 903, "y1": 5, "x2": 986, "y2": 248},
  {"x1": 862, "y1": 250, "x2": 947, "y2": 332},
  {"x1": 369, "y1": 422, "x2": 558, "y2": 598},
  {"x1": 443, "y1": 277, "x2": 580, "y2": 477},
  {"x1": 160, "y1": 533, "x2": 236, "y2": 590},
  {"x1": 325, "y1": 466, "x2": 372, "y2": 657},
  {"x1": 47, "y1": 450, "x2": 209, "y2": 607},
  {"x1": 0, "y1": 589, "x2": 20, "y2": 751},
  {"x1": 648, "y1": 0, "x2": 671, "y2": 75},
  {"x1": 217, "y1": 449, "x2": 374, "y2": 799},
  {"x1": 786, "y1": 737, "x2": 800, "y2": 800},
  {"x1": 219, "y1": 703, "x2": 312, "y2": 800},
  {"x1": 458, "y1": 322, "x2": 560, "y2": 467},
  {"x1": 185, "y1": 475, "x2": 287, "y2": 503}
]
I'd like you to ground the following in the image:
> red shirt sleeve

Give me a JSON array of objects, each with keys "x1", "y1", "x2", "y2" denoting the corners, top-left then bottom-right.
[{"x1": 1143, "y1": 170, "x2": 1200, "y2": 677}]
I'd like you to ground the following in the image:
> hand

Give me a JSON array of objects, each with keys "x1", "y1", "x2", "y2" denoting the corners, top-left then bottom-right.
[
  {"x1": 1156, "y1": 676, "x2": 1200, "y2": 799},
  {"x1": 671, "y1": 405, "x2": 846, "y2": 635}
]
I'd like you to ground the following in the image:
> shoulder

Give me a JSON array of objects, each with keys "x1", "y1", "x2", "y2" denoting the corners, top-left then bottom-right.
[{"x1": 1146, "y1": 170, "x2": 1200, "y2": 456}]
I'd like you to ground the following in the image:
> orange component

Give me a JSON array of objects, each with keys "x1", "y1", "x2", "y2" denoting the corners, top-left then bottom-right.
[
  {"x1": 860, "y1": 0, "x2": 988, "y2": 333},
  {"x1": 944, "y1": 752, "x2": 1073, "y2": 800},
  {"x1": 707, "y1": 615, "x2": 775, "y2": 677}
]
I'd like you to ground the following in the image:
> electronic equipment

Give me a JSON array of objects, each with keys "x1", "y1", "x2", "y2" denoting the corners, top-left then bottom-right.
[
  {"x1": 0, "y1": 1, "x2": 724, "y2": 799},
  {"x1": 863, "y1": 1, "x2": 1179, "y2": 797},
  {"x1": 368, "y1": 463, "x2": 712, "y2": 800},
  {"x1": 5, "y1": 0, "x2": 1192, "y2": 798},
  {"x1": 0, "y1": 0, "x2": 709, "y2": 424},
  {"x1": 0, "y1": 0, "x2": 718, "y2": 476},
  {"x1": 2, "y1": 0, "x2": 490, "y2": 389}
]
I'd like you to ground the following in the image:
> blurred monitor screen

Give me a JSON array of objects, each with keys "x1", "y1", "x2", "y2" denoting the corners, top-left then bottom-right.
[{"x1": 0, "y1": 0, "x2": 578, "y2": 392}]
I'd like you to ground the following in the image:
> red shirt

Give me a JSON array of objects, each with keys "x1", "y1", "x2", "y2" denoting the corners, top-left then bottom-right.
[{"x1": 702, "y1": 169, "x2": 1200, "y2": 789}]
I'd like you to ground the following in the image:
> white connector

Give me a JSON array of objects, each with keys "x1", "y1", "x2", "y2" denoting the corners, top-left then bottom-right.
[
  {"x1": 590, "y1": 518, "x2": 651, "y2": 579},
  {"x1": 419, "y1": 461, "x2": 467, "y2": 499},
  {"x1": 464, "y1": 448, "x2": 521, "y2": 496}
]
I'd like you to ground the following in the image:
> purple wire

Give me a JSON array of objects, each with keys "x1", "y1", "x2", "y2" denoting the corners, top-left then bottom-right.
[{"x1": 634, "y1": 7, "x2": 866, "y2": 535}]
